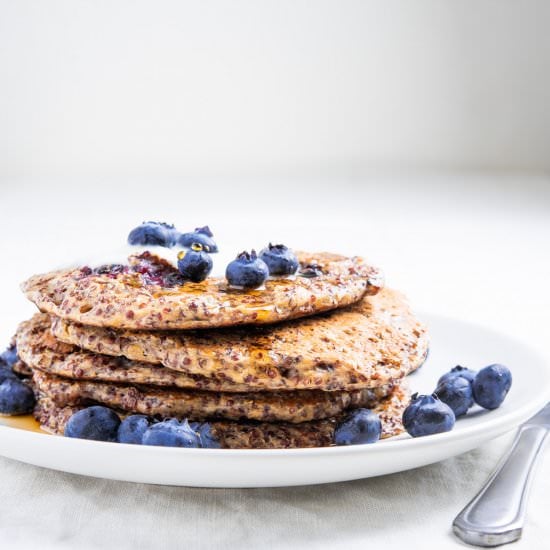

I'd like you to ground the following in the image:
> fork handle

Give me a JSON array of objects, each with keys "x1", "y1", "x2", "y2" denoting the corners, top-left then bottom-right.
[{"x1": 453, "y1": 425, "x2": 549, "y2": 547}]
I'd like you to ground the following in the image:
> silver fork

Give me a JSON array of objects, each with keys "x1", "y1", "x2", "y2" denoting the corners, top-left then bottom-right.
[{"x1": 453, "y1": 402, "x2": 550, "y2": 547}]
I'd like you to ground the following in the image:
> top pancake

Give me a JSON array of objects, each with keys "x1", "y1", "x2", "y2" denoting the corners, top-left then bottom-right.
[{"x1": 21, "y1": 251, "x2": 383, "y2": 330}]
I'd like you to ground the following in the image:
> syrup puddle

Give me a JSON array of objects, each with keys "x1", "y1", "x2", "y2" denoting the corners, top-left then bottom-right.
[{"x1": 0, "y1": 414, "x2": 45, "y2": 433}]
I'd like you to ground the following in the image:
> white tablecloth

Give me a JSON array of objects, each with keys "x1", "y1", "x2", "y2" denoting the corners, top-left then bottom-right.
[{"x1": 1, "y1": 176, "x2": 549, "y2": 549}]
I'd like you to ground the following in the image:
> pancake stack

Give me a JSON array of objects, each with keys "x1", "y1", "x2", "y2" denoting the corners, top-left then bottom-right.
[{"x1": 17, "y1": 251, "x2": 428, "y2": 449}]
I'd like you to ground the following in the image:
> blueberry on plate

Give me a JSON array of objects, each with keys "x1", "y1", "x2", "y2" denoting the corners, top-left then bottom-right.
[
  {"x1": 334, "y1": 408, "x2": 382, "y2": 445},
  {"x1": 196, "y1": 422, "x2": 221, "y2": 449},
  {"x1": 127, "y1": 221, "x2": 179, "y2": 248},
  {"x1": 402, "y1": 393, "x2": 455, "y2": 437},
  {"x1": 142, "y1": 419, "x2": 201, "y2": 448},
  {"x1": 434, "y1": 376, "x2": 474, "y2": 417},
  {"x1": 437, "y1": 365, "x2": 477, "y2": 386},
  {"x1": 472, "y1": 364, "x2": 512, "y2": 410},
  {"x1": 177, "y1": 244, "x2": 213, "y2": 283},
  {"x1": 226, "y1": 250, "x2": 269, "y2": 290},
  {"x1": 0, "y1": 365, "x2": 19, "y2": 384},
  {"x1": 0, "y1": 379, "x2": 35, "y2": 415},
  {"x1": 64, "y1": 406, "x2": 121, "y2": 441},
  {"x1": 178, "y1": 226, "x2": 218, "y2": 253},
  {"x1": 259, "y1": 243, "x2": 299, "y2": 276},
  {"x1": 117, "y1": 415, "x2": 150, "y2": 444},
  {"x1": 0, "y1": 345, "x2": 18, "y2": 368}
]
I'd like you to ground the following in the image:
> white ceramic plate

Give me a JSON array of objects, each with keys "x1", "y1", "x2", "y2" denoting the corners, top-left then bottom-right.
[{"x1": 1, "y1": 314, "x2": 549, "y2": 488}]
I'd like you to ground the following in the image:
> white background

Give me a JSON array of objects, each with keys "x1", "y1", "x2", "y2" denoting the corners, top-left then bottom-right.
[{"x1": 1, "y1": 0, "x2": 550, "y2": 178}]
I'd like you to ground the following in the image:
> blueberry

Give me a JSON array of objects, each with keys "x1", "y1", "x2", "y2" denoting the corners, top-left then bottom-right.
[
  {"x1": 0, "y1": 366, "x2": 18, "y2": 384},
  {"x1": 142, "y1": 419, "x2": 201, "y2": 448},
  {"x1": 196, "y1": 422, "x2": 221, "y2": 449},
  {"x1": 259, "y1": 243, "x2": 299, "y2": 276},
  {"x1": 403, "y1": 394, "x2": 455, "y2": 437},
  {"x1": 117, "y1": 415, "x2": 150, "y2": 444},
  {"x1": 298, "y1": 263, "x2": 323, "y2": 278},
  {"x1": 437, "y1": 365, "x2": 477, "y2": 386},
  {"x1": 334, "y1": 408, "x2": 382, "y2": 445},
  {"x1": 434, "y1": 376, "x2": 474, "y2": 417},
  {"x1": 0, "y1": 345, "x2": 18, "y2": 368},
  {"x1": 473, "y1": 364, "x2": 512, "y2": 410},
  {"x1": 0, "y1": 379, "x2": 35, "y2": 415},
  {"x1": 128, "y1": 221, "x2": 179, "y2": 248},
  {"x1": 177, "y1": 245, "x2": 213, "y2": 283},
  {"x1": 64, "y1": 406, "x2": 121, "y2": 441},
  {"x1": 226, "y1": 250, "x2": 269, "y2": 289},
  {"x1": 178, "y1": 226, "x2": 218, "y2": 253}
]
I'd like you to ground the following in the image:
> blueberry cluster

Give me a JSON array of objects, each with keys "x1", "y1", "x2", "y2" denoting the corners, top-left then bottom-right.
[
  {"x1": 403, "y1": 363, "x2": 512, "y2": 438},
  {"x1": 115, "y1": 226, "x2": 306, "y2": 288},
  {"x1": 128, "y1": 222, "x2": 219, "y2": 253},
  {"x1": 64, "y1": 406, "x2": 221, "y2": 448},
  {"x1": 128, "y1": 225, "x2": 305, "y2": 289},
  {"x1": 0, "y1": 345, "x2": 35, "y2": 415},
  {"x1": 225, "y1": 244, "x2": 299, "y2": 290},
  {"x1": 127, "y1": 222, "x2": 218, "y2": 283}
]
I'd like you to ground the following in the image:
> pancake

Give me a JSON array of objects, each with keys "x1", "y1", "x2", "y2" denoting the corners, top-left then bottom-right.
[
  {"x1": 34, "y1": 382, "x2": 409, "y2": 448},
  {"x1": 17, "y1": 314, "x2": 396, "y2": 400},
  {"x1": 16, "y1": 314, "x2": 280, "y2": 393},
  {"x1": 50, "y1": 287, "x2": 428, "y2": 391},
  {"x1": 31, "y1": 369, "x2": 397, "y2": 424},
  {"x1": 21, "y1": 251, "x2": 383, "y2": 330}
]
